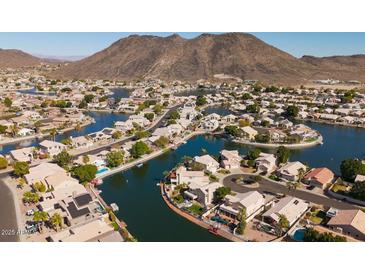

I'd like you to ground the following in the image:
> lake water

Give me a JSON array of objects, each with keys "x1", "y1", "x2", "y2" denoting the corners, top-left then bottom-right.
[{"x1": 98, "y1": 121, "x2": 365, "y2": 241}]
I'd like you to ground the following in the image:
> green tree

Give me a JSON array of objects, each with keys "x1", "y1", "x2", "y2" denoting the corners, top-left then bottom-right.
[
  {"x1": 285, "y1": 105, "x2": 299, "y2": 117},
  {"x1": 4, "y1": 97, "x2": 12, "y2": 108},
  {"x1": 71, "y1": 164, "x2": 97, "y2": 183},
  {"x1": 83, "y1": 94, "x2": 95, "y2": 103},
  {"x1": 134, "y1": 130, "x2": 151, "y2": 140},
  {"x1": 106, "y1": 151, "x2": 124, "y2": 168},
  {"x1": 340, "y1": 159, "x2": 365, "y2": 182},
  {"x1": 54, "y1": 150, "x2": 72, "y2": 168},
  {"x1": 169, "y1": 110, "x2": 180, "y2": 120},
  {"x1": 238, "y1": 119, "x2": 250, "y2": 127},
  {"x1": 349, "y1": 181, "x2": 365, "y2": 201},
  {"x1": 112, "y1": 130, "x2": 123, "y2": 139},
  {"x1": 246, "y1": 103, "x2": 260, "y2": 113},
  {"x1": 154, "y1": 136, "x2": 169, "y2": 148},
  {"x1": 153, "y1": 104, "x2": 163, "y2": 114},
  {"x1": 276, "y1": 146, "x2": 290, "y2": 164},
  {"x1": 236, "y1": 208, "x2": 247, "y2": 235},
  {"x1": 213, "y1": 186, "x2": 231, "y2": 203},
  {"x1": 255, "y1": 133, "x2": 270, "y2": 143},
  {"x1": 49, "y1": 213, "x2": 63, "y2": 231},
  {"x1": 276, "y1": 214, "x2": 290, "y2": 236},
  {"x1": 78, "y1": 100, "x2": 87, "y2": 109},
  {"x1": 22, "y1": 191, "x2": 39, "y2": 203},
  {"x1": 33, "y1": 211, "x2": 49, "y2": 232},
  {"x1": 131, "y1": 141, "x2": 150, "y2": 158},
  {"x1": 242, "y1": 93, "x2": 252, "y2": 100},
  {"x1": 0, "y1": 124, "x2": 7, "y2": 134},
  {"x1": 0, "y1": 157, "x2": 8, "y2": 169},
  {"x1": 13, "y1": 161, "x2": 29, "y2": 177},
  {"x1": 33, "y1": 182, "x2": 47, "y2": 193},
  {"x1": 224, "y1": 125, "x2": 241, "y2": 137},
  {"x1": 196, "y1": 95, "x2": 207, "y2": 106},
  {"x1": 247, "y1": 148, "x2": 261, "y2": 160},
  {"x1": 303, "y1": 228, "x2": 346, "y2": 242},
  {"x1": 144, "y1": 112, "x2": 155, "y2": 122}
]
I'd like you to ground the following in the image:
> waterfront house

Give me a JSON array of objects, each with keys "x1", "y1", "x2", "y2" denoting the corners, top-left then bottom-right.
[
  {"x1": 256, "y1": 153, "x2": 277, "y2": 174},
  {"x1": 241, "y1": 126, "x2": 258, "y2": 140},
  {"x1": 303, "y1": 167, "x2": 334, "y2": 189},
  {"x1": 201, "y1": 119, "x2": 219, "y2": 131},
  {"x1": 9, "y1": 146, "x2": 35, "y2": 163},
  {"x1": 193, "y1": 154, "x2": 220, "y2": 173},
  {"x1": 184, "y1": 182, "x2": 222, "y2": 207},
  {"x1": 219, "y1": 191, "x2": 265, "y2": 221},
  {"x1": 220, "y1": 149, "x2": 242, "y2": 170},
  {"x1": 70, "y1": 136, "x2": 93, "y2": 149},
  {"x1": 327, "y1": 209, "x2": 365, "y2": 241},
  {"x1": 114, "y1": 120, "x2": 134, "y2": 132},
  {"x1": 39, "y1": 140, "x2": 67, "y2": 156},
  {"x1": 172, "y1": 166, "x2": 209, "y2": 185},
  {"x1": 277, "y1": 161, "x2": 307, "y2": 181},
  {"x1": 262, "y1": 196, "x2": 308, "y2": 226}
]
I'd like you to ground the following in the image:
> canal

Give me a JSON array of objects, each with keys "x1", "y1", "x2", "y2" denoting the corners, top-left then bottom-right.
[{"x1": 98, "y1": 121, "x2": 365, "y2": 241}]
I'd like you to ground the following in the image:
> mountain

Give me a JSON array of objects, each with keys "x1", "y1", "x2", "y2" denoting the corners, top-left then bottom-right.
[
  {"x1": 0, "y1": 49, "x2": 43, "y2": 68},
  {"x1": 50, "y1": 33, "x2": 365, "y2": 84},
  {"x1": 300, "y1": 54, "x2": 365, "y2": 81}
]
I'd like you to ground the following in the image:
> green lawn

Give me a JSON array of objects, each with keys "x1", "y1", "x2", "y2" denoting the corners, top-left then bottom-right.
[
  {"x1": 309, "y1": 210, "x2": 327, "y2": 225},
  {"x1": 187, "y1": 203, "x2": 204, "y2": 216},
  {"x1": 332, "y1": 183, "x2": 349, "y2": 193}
]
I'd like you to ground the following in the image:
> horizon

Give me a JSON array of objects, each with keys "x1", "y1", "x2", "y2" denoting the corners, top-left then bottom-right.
[{"x1": 0, "y1": 32, "x2": 365, "y2": 60}]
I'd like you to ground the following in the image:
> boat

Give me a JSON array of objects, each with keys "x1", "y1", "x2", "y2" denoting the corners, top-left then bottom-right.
[
  {"x1": 92, "y1": 179, "x2": 103, "y2": 186},
  {"x1": 97, "y1": 190, "x2": 103, "y2": 194},
  {"x1": 110, "y1": 203, "x2": 119, "y2": 212},
  {"x1": 208, "y1": 225, "x2": 219, "y2": 235},
  {"x1": 136, "y1": 163, "x2": 143, "y2": 168}
]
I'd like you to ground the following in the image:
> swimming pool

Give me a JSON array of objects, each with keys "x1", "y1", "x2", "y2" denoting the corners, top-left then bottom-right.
[
  {"x1": 96, "y1": 167, "x2": 109, "y2": 174},
  {"x1": 292, "y1": 228, "x2": 306, "y2": 242}
]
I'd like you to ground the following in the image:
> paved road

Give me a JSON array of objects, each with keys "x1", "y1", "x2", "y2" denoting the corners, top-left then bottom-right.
[
  {"x1": 223, "y1": 174, "x2": 358, "y2": 210},
  {"x1": 0, "y1": 175, "x2": 20, "y2": 242}
]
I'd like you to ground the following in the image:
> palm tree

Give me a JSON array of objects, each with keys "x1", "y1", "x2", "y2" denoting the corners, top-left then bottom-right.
[
  {"x1": 49, "y1": 213, "x2": 62, "y2": 231},
  {"x1": 298, "y1": 168, "x2": 305, "y2": 183},
  {"x1": 276, "y1": 214, "x2": 290, "y2": 236},
  {"x1": 49, "y1": 128, "x2": 57, "y2": 142},
  {"x1": 33, "y1": 211, "x2": 49, "y2": 233},
  {"x1": 10, "y1": 124, "x2": 18, "y2": 137}
]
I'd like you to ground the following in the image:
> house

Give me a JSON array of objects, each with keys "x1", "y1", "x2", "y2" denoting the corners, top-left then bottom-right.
[
  {"x1": 256, "y1": 153, "x2": 277, "y2": 174},
  {"x1": 327, "y1": 209, "x2": 365, "y2": 241},
  {"x1": 10, "y1": 147, "x2": 35, "y2": 162},
  {"x1": 114, "y1": 120, "x2": 134, "y2": 132},
  {"x1": 219, "y1": 191, "x2": 265, "y2": 221},
  {"x1": 193, "y1": 154, "x2": 220, "y2": 173},
  {"x1": 277, "y1": 161, "x2": 307, "y2": 181},
  {"x1": 241, "y1": 126, "x2": 258, "y2": 140},
  {"x1": 303, "y1": 167, "x2": 334, "y2": 189},
  {"x1": 172, "y1": 166, "x2": 209, "y2": 185},
  {"x1": 49, "y1": 218, "x2": 115, "y2": 242},
  {"x1": 39, "y1": 140, "x2": 67, "y2": 156},
  {"x1": 220, "y1": 150, "x2": 242, "y2": 170},
  {"x1": 184, "y1": 182, "x2": 221, "y2": 207},
  {"x1": 262, "y1": 196, "x2": 309, "y2": 226},
  {"x1": 201, "y1": 119, "x2": 219, "y2": 131},
  {"x1": 70, "y1": 136, "x2": 93, "y2": 149},
  {"x1": 221, "y1": 114, "x2": 237, "y2": 124},
  {"x1": 17, "y1": 127, "x2": 35, "y2": 137},
  {"x1": 355, "y1": 174, "x2": 365, "y2": 183},
  {"x1": 24, "y1": 162, "x2": 79, "y2": 191}
]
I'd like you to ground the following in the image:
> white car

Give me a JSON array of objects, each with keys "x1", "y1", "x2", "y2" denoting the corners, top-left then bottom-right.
[{"x1": 26, "y1": 209, "x2": 35, "y2": 216}]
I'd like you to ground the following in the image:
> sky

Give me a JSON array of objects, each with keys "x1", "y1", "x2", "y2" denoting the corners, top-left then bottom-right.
[{"x1": 0, "y1": 32, "x2": 365, "y2": 59}]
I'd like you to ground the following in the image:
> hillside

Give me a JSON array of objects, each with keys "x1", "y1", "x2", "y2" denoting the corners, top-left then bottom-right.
[{"x1": 0, "y1": 49, "x2": 43, "y2": 68}]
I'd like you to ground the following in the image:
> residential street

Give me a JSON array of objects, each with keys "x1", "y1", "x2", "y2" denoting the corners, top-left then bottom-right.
[{"x1": 222, "y1": 174, "x2": 358, "y2": 210}]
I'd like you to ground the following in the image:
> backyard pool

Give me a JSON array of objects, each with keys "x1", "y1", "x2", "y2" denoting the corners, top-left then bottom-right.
[
  {"x1": 292, "y1": 228, "x2": 306, "y2": 242},
  {"x1": 96, "y1": 167, "x2": 109, "y2": 174}
]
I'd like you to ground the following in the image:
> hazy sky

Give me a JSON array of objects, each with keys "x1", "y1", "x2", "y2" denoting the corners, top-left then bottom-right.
[{"x1": 0, "y1": 32, "x2": 364, "y2": 58}]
